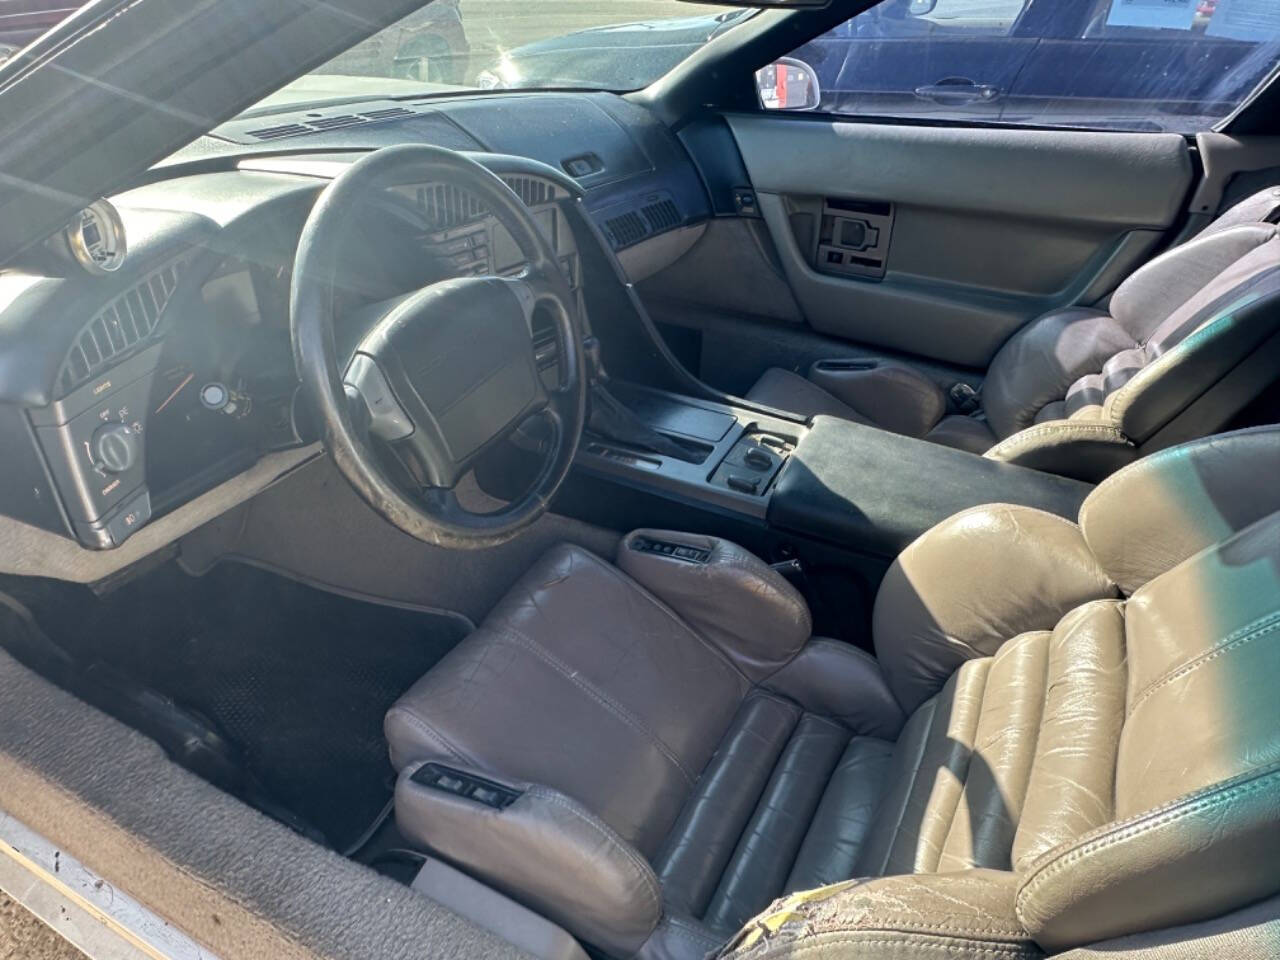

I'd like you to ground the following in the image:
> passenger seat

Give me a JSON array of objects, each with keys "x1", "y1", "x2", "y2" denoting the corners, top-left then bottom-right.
[{"x1": 747, "y1": 187, "x2": 1280, "y2": 481}]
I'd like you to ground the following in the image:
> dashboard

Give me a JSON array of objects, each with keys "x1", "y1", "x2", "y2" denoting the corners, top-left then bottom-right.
[{"x1": 0, "y1": 90, "x2": 723, "y2": 561}]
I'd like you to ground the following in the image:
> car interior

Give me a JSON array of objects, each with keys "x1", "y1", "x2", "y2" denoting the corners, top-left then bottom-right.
[{"x1": 1, "y1": 0, "x2": 1279, "y2": 958}]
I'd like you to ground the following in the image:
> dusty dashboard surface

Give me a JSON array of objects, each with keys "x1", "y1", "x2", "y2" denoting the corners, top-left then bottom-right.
[{"x1": 0, "y1": 90, "x2": 713, "y2": 568}]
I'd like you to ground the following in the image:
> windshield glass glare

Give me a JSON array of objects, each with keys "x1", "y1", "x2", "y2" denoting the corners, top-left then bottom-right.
[{"x1": 310, "y1": 1, "x2": 750, "y2": 96}]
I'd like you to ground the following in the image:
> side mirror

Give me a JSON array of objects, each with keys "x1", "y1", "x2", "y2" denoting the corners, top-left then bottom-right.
[
  {"x1": 908, "y1": 0, "x2": 938, "y2": 13},
  {"x1": 756, "y1": 57, "x2": 821, "y2": 111}
]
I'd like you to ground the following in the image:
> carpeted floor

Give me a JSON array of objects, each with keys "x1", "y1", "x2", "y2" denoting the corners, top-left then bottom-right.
[
  {"x1": 0, "y1": 897, "x2": 84, "y2": 960},
  {"x1": 3, "y1": 562, "x2": 468, "y2": 852}
]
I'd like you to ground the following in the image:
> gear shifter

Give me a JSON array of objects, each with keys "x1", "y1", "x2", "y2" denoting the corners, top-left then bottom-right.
[{"x1": 583, "y1": 337, "x2": 703, "y2": 464}]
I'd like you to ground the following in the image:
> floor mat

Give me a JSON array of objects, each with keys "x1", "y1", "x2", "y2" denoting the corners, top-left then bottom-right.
[{"x1": 7, "y1": 562, "x2": 467, "y2": 851}]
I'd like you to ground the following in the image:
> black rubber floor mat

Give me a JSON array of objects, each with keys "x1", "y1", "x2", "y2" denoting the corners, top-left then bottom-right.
[{"x1": 9, "y1": 562, "x2": 467, "y2": 851}]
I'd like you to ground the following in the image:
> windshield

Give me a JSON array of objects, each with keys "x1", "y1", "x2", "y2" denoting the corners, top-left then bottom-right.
[{"x1": 307, "y1": 1, "x2": 751, "y2": 98}]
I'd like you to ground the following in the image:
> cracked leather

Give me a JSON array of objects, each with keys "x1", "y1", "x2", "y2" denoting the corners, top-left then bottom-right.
[
  {"x1": 387, "y1": 457, "x2": 1280, "y2": 960},
  {"x1": 717, "y1": 870, "x2": 1041, "y2": 960},
  {"x1": 873, "y1": 504, "x2": 1118, "y2": 714}
]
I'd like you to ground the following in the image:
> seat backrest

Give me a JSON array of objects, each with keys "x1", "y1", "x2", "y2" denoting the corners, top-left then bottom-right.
[
  {"x1": 1016, "y1": 507, "x2": 1280, "y2": 950},
  {"x1": 982, "y1": 188, "x2": 1280, "y2": 480},
  {"x1": 865, "y1": 426, "x2": 1280, "y2": 951}
]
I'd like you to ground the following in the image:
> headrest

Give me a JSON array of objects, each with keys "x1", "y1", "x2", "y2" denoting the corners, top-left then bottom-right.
[{"x1": 1079, "y1": 425, "x2": 1280, "y2": 595}]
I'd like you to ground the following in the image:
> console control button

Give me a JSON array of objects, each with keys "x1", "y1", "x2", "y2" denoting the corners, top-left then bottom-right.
[
  {"x1": 630, "y1": 536, "x2": 711, "y2": 563},
  {"x1": 411, "y1": 762, "x2": 522, "y2": 809},
  {"x1": 104, "y1": 490, "x2": 151, "y2": 546}
]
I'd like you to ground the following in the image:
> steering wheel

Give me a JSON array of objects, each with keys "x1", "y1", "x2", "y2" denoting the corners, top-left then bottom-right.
[{"x1": 291, "y1": 145, "x2": 586, "y2": 548}]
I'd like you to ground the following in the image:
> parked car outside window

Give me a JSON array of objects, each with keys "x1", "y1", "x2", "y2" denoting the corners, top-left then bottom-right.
[{"x1": 772, "y1": 0, "x2": 1280, "y2": 132}]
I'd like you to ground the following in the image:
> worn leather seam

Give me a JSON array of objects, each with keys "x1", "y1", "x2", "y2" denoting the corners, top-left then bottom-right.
[
  {"x1": 748, "y1": 934, "x2": 1038, "y2": 959},
  {"x1": 660, "y1": 916, "x2": 723, "y2": 950},
  {"x1": 386, "y1": 707, "x2": 471, "y2": 765},
  {"x1": 873, "y1": 697, "x2": 937, "y2": 876},
  {"x1": 490, "y1": 626, "x2": 697, "y2": 785},
  {"x1": 1127, "y1": 613, "x2": 1280, "y2": 716},
  {"x1": 526, "y1": 787, "x2": 663, "y2": 920},
  {"x1": 1007, "y1": 630, "x2": 1053, "y2": 872},
  {"x1": 912, "y1": 503, "x2": 1087, "y2": 541},
  {"x1": 591, "y1": 547, "x2": 752, "y2": 684},
  {"x1": 1015, "y1": 763, "x2": 1280, "y2": 912},
  {"x1": 989, "y1": 422, "x2": 1130, "y2": 459},
  {"x1": 934, "y1": 660, "x2": 996, "y2": 872}
]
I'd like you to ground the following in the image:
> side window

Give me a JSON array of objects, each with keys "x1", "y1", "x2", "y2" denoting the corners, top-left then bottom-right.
[
  {"x1": 895, "y1": 0, "x2": 1029, "y2": 35},
  {"x1": 765, "y1": 0, "x2": 1280, "y2": 132}
]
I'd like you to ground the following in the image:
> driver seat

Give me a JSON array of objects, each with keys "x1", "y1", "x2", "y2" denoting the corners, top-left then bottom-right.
[{"x1": 385, "y1": 427, "x2": 1280, "y2": 959}]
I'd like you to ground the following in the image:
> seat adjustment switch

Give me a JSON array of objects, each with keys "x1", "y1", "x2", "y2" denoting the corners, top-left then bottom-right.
[{"x1": 411, "y1": 763, "x2": 522, "y2": 809}]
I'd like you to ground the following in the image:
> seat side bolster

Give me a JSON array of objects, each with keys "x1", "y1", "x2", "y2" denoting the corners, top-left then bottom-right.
[
  {"x1": 617, "y1": 529, "x2": 811, "y2": 683},
  {"x1": 1105, "y1": 265, "x2": 1280, "y2": 443},
  {"x1": 984, "y1": 420, "x2": 1137, "y2": 483},
  {"x1": 873, "y1": 504, "x2": 1117, "y2": 715},
  {"x1": 717, "y1": 870, "x2": 1040, "y2": 960},
  {"x1": 396, "y1": 763, "x2": 663, "y2": 958},
  {"x1": 763, "y1": 639, "x2": 906, "y2": 740},
  {"x1": 982, "y1": 306, "x2": 1134, "y2": 440},
  {"x1": 807, "y1": 361, "x2": 947, "y2": 439},
  {"x1": 746, "y1": 368, "x2": 873, "y2": 424},
  {"x1": 1015, "y1": 763, "x2": 1280, "y2": 953}
]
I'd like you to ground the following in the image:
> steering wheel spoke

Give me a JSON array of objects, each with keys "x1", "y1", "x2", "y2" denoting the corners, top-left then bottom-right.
[{"x1": 292, "y1": 144, "x2": 586, "y2": 548}]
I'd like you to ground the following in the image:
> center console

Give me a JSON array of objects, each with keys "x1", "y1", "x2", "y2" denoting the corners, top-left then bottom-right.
[
  {"x1": 573, "y1": 385, "x2": 1094, "y2": 558},
  {"x1": 576, "y1": 382, "x2": 804, "y2": 521}
]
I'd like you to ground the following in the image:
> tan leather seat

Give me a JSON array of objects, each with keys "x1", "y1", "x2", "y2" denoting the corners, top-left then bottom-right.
[
  {"x1": 386, "y1": 426, "x2": 1280, "y2": 959},
  {"x1": 747, "y1": 187, "x2": 1280, "y2": 481}
]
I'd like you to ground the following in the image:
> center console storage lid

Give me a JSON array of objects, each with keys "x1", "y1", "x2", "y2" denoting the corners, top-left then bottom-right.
[{"x1": 769, "y1": 415, "x2": 1093, "y2": 559}]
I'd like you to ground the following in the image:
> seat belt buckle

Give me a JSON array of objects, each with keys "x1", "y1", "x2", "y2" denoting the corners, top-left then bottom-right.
[{"x1": 948, "y1": 382, "x2": 981, "y2": 415}]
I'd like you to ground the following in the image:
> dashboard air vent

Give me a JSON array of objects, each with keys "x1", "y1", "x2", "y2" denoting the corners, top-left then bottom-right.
[
  {"x1": 247, "y1": 123, "x2": 312, "y2": 141},
  {"x1": 58, "y1": 259, "x2": 185, "y2": 395},
  {"x1": 412, "y1": 177, "x2": 558, "y2": 231},
  {"x1": 307, "y1": 114, "x2": 364, "y2": 131},
  {"x1": 360, "y1": 106, "x2": 414, "y2": 121},
  {"x1": 241, "y1": 103, "x2": 425, "y2": 142},
  {"x1": 604, "y1": 212, "x2": 648, "y2": 250},
  {"x1": 416, "y1": 184, "x2": 487, "y2": 231},
  {"x1": 641, "y1": 199, "x2": 681, "y2": 233},
  {"x1": 502, "y1": 176, "x2": 553, "y2": 208}
]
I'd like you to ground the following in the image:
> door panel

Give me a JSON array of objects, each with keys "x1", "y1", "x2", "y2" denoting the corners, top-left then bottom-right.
[{"x1": 723, "y1": 115, "x2": 1192, "y2": 366}]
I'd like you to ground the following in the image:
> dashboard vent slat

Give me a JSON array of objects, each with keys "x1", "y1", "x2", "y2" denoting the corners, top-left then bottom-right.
[
  {"x1": 104, "y1": 311, "x2": 127, "y2": 352},
  {"x1": 360, "y1": 107, "x2": 413, "y2": 121},
  {"x1": 307, "y1": 114, "x2": 365, "y2": 131},
  {"x1": 604, "y1": 211, "x2": 649, "y2": 250},
  {"x1": 80, "y1": 330, "x2": 102, "y2": 366},
  {"x1": 502, "y1": 177, "x2": 553, "y2": 208},
  {"x1": 55, "y1": 257, "x2": 188, "y2": 396},
  {"x1": 245, "y1": 123, "x2": 312, "y2": 141},
  {"x1": 66, "y1": 346, "x2": 89, "y2": 383},
  {"x1": 641, "y1": 199, "x2": 681, "y2": 233}
]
